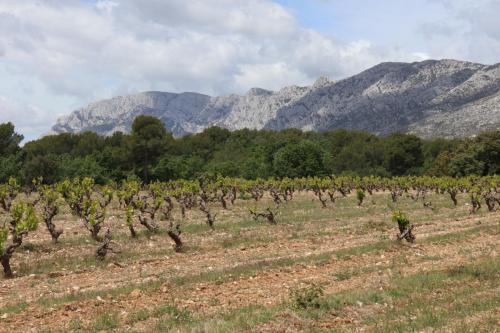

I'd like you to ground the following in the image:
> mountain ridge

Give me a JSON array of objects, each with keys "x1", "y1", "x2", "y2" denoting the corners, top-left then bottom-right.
[{"x1": 52, "y1": 59, "x2": 500, "y2": 138}]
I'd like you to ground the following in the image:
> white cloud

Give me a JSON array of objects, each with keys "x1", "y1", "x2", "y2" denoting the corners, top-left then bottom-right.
[
  {"x1": 422, "y1": 0, "x2": 500, "y2": 64},
  {"x1": 0, "y1": 96, "x2": 49, "y2": 141},
  {"x1": 0, "y1": 0, "x2": 456, "y2": 139}
]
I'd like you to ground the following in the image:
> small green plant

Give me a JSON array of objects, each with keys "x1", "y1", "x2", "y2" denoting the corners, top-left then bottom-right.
[
  {"x1": 392, "y1": 211, "x2": 415, "y2": 243},
  {"x1": 1, "y1": 202, "x2": 40, "y2": 278},
  {"x1": 356, "y1": 189, "x2": 366, "y2": 206},
  {"x1": 57, "y1": 177, "x2": 110, "y2": 240},
  {"x1": 290, "y1": 283, "x2": 325, "y2": 309},
  {"x1": 469, "y1": 188, "x2": 482, "y2": 214},
  {"x1": 154, "y1": 304, "x2": 193, "y2": 331},
  {"x1": 91, "y1": 312, "x2": 118, "y2": 331},
  {"x1": 334, "y1": 270, "x2": 353, "y2": 281}
]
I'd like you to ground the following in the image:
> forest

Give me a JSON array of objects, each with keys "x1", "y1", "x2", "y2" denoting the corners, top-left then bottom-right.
[{"x1": 0, "y1": 115, "x2": 499, "y2": 185}]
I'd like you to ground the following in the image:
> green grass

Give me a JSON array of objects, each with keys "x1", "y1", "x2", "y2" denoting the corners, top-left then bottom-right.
[
  {"x1": 425, "y1": 224, "x2": 498, "y2": 244},
  {"x1": 335, "y1": 240, "x2": 392, "y2": 259},
  {"x1": 90, "y1": 312, "x2": 119, "y2": 332},
  {"x1": 0, "y1": 301, "x2": 28, "y2": 315}
]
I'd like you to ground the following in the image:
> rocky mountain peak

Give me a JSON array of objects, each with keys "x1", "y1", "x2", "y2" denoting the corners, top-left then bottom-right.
[
  {"x1": 312, "y1": 76, "x2": 334, "y2": 89},
  {"x1": 52, "y1": 59, "x2": 500, "y2": 139},
  {"x1": 247, "y1": 87, "x2": 272, "y2": 96}
]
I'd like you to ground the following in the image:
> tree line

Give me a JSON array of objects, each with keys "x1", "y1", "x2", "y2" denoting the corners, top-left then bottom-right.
[{"x1": 0, "y1": 116, "x2": 498, "y2": 185}]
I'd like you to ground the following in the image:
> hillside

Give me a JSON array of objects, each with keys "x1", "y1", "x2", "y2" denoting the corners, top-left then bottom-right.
[{"x1": 52, "y1": 59, "x2": 500, "y2": 138}]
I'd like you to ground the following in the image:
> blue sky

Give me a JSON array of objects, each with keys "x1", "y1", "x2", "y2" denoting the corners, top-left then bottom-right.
[
  {"x1": 279, "y1": 1, "x2": 432, "y2": 45},
  {"x1": 0, "y1": 0, "x2": 499, "y2": 140}
]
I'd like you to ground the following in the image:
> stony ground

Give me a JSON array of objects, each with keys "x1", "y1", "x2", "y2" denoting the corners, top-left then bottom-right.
[{"x1": 0, "y1": 192, "x2": 498, "y2": 332}]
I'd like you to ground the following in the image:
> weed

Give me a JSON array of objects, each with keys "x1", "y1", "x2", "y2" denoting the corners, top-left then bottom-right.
[{"x1": 290, "y1": 283, "x2": 325, "y2": 309}]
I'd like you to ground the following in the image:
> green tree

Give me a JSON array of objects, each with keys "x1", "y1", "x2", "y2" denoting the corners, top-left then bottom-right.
[
  {"x1": 153, "y1": 155, "x2": 204, "y2": 180},
  {"x1": 130, "y1": 116, "x2": 172, "y2": 182},
  {"x1": 428, "y1": 151, "x2": 453, "y2": 176},
  {"x1": 23, "y1": 133, "x2": 76, "y2": 157},
  {"x1": 273, "y1": 140, "x2": 326, "y2": 178},
  {"x1": 22, "y1": 155, "x2": 60, "y2": 184},
  {"x1": 447, "y1": 143, "x2": 485, "y2": 177},
  {"x1": 59, "y1": 155, "x2": 107, "y2": 183},
  {"x1": 0, "y1": 153, "x2": 23, "y2": 182},
  {"x1": 383, "y1": 134, "x2": 423, "y2": 175},
  {"x1": 475, "y1": 131, "x2": 500, "y2": 175},
  {"x1": 0, "y1": 122, "x2": 23, "y2": 156},
  {"x1": 72, "y1": 131, "x2": 104, "y2": 156}
]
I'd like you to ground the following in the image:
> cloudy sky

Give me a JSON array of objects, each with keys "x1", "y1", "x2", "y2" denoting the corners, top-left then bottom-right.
[{"x1": 0, "y1": 0, "x2": 499, "y2": 140}]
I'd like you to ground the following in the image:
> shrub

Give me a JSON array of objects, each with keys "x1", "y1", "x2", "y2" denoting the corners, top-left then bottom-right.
[
  {"x1": 290, "y1": 283, "x2": 325, "y2": 309},
  {"x1": 392, "y1": 210, "x2": 415, "y2": 243},
  {"x1": 356, "y1": 189, "x2": 365, "y2": 206}
]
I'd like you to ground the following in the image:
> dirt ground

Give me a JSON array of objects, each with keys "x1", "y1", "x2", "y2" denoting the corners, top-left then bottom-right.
[{"x1": 0, "y1": 192, "x2": 498, "y2": 332}]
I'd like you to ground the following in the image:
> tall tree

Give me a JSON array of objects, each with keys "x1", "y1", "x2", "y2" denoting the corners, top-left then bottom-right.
[
  {"x1": 0, "y1": 123, "x2": 23, "y2": 156},
  {"x1": 130, "y1": 116, "x2": 172, "y2": 181},
  {"x1": 383, "y1": 134, "x2": 423, "y2": 176},
  {"x1": 273, "y1": 140, "x2": 326, "y2": 178}
]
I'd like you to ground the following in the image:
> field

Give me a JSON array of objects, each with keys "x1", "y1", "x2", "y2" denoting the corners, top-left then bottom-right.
[{"x1": 0, "y1": 190, "x2": 499, "y2": 332}]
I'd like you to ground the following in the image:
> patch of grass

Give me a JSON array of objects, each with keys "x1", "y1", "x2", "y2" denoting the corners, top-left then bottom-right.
[
  {"x1": 421, "y1": 254, "x2": 442, "y2": 261},
  {"x1": 67, "y1": 319, "x2": 85, "y2": 332},
  {"x1": 20, "y1": 242, "x2": 45, "y2": 252},
  {"x1": 219, "y1": 232, "x2": 276, "y2": 249},
  {"x1": 447, "y1": 258, "x2": 500, "y2": 281},
  {"x1": 374, "y1": 287, "x2": 499, "y2": 333},
  {"x1": 363, "y1": 219, "x2": 390, "y2": 232},
  {"x1": 335, "y1": 240, "x2": 392, "y2": 259},
  {"x1": 126, "y1": 308, "x2": 151, "y2": 324},
  {"x1": 0, "y1": 302, "x2": 28, "y2": 315},
  {"x1": 363, "y1": 257, "x2": 500, "y2": 332},
  {"x1": 333, "y1": 270, "x2": 354, "y2": 281},
  {"x1": 17, "y1": 253, "x2": 101, "y2": 276},
  {"x1": 453, "y1": 313, "x2": 499, "y2": 333},
  {"x1": 284, "y1": 256, "x2": 500, "y2": 332},
  {"x1": 153, "y1": 304, "x2": 193, "y2": 332},
  {"x1": 90, "y1": 312, "x2": 119, "y2": 332},
  {"x1": 425, "y1": 224, "x2": 497, "y2": 244},
  {"x1": 172, "y1": 252, "x2": 332, "y2": 287},
  {"x1": 182, "y1": 304, "x2": 279, "y2": 333}
]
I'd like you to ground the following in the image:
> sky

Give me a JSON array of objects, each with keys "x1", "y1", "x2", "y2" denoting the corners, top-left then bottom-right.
[{"x1": 0, "y1": 0, "x2": 499, "y2": 141}]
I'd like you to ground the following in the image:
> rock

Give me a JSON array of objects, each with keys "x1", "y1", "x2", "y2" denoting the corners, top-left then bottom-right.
[
  {"x1": 51, "y1": 60, "x2": 500, "y2": 139},
  {"x1": 65, "y1": 304, "x2": 78, "y2": 311},
  {"x1": 48, "y1": 271, "x2": 65, "y2": 278},
  {"x1": 130, "y1": 289, "x2": 141, "y2": 298}
]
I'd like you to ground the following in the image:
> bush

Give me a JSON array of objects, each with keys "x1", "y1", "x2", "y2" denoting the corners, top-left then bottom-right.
[
  {"x1": 392, "y1": 210, "x2": 415, "y2": 243},
  {"x1": 290, "y1": 283, "x2": 325, "y2": 309},
  {"x1": 356, "y1": 189, "x2": 365, "y2": 206}
]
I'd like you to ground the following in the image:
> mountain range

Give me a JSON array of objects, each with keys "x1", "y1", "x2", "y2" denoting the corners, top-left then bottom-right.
[{"x1": 52, "y1": 59, "x2": 500, "y2": 139}]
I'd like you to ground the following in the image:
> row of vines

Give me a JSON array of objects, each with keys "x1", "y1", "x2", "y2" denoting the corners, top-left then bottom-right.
[{"x1": 1, "y1": 175, "x2": 499, "y2": 278}]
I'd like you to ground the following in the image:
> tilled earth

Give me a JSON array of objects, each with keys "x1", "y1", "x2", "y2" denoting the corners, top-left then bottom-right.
[{"x1": 0, "y1": 192, "x2": 498, "y2": 332}]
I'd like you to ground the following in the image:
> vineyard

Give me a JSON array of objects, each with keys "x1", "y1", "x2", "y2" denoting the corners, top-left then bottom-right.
[{"x1": 0, "y1": 175, "x2": 499, "y2": 332}]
